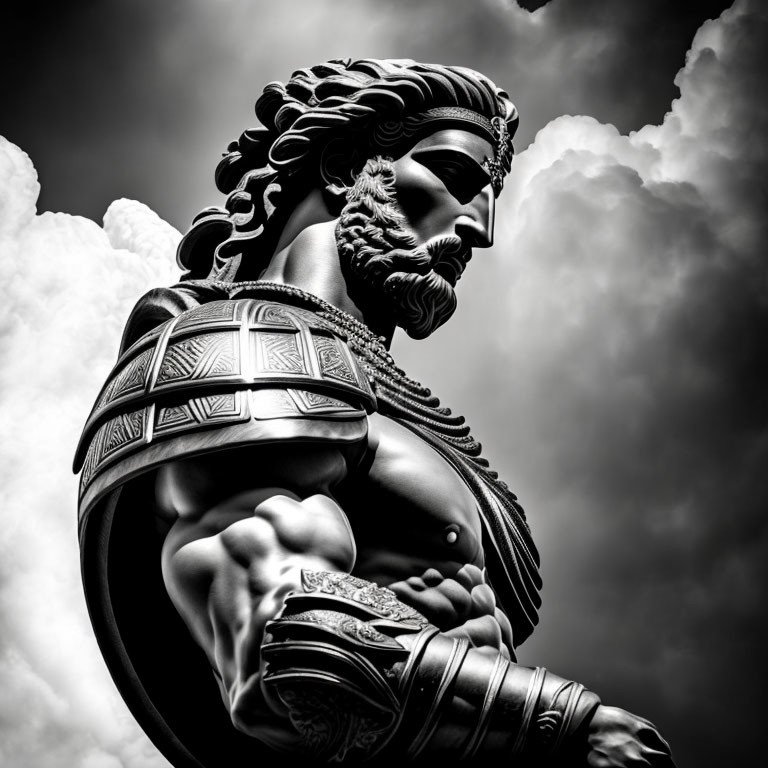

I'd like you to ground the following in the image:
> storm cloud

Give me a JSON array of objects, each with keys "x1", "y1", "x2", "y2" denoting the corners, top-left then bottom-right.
[
  {"x1": 1, "y1": 1, "x2": 765, "y2": 766},
  {"x1": 397, "y1": 2, "x2": 768, "y2": 763},
  {"x1": 2, "y1": 0, "x2": 732, "y2": 226}
]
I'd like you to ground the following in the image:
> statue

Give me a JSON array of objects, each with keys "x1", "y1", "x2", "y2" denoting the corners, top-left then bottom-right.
[{"x1": 74, "y1": 59, "x2": 675, "y2": 767}]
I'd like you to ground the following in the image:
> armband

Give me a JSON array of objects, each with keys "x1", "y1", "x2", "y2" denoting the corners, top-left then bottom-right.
[{"x1": 262, "y1": 570, "x2": 600, "y2": 763}]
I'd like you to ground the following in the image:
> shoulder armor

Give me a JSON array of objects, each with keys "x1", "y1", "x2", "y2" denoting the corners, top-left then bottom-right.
[{"x1": 74, "y1": 298, "x2": 376, "y2": 522}]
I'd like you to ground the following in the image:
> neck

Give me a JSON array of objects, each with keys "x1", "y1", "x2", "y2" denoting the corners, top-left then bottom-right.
[{"x1": 257, "y1": 189, "x2": 397, "y2": 347}]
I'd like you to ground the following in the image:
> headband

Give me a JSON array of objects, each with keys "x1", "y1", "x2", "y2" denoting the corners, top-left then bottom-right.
[{"x1": 404, "y1": 107, "x2": 515, "y2": 194}]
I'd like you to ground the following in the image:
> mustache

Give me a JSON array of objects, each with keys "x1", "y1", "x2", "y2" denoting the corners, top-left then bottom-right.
[
  {"x1": 374, "y1": 235, "x2": 471, "y2": 287},
  {"x1": 344, "y1": 234, "x2": 469, "y2": 339},
  {"x1": 426, "y1": 235, "x2": 472, "y2": 287}
]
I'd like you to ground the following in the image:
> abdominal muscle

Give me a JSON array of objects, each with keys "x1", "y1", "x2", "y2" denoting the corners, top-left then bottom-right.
[
  {"x1": 361, "y1": 555, "x2": 515, "y2": 658},
  {"x1": 343, "y1": 413, "x2": 515, "y2": 656}
]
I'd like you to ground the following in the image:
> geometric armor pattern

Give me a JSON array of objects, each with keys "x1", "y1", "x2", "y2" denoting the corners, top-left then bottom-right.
[
  {"x1": 74, "y1": 298, "x2": 375, "y2": 528},
  {"x1": 73, "y1": 283, "x2": 547, "y2": 768}
]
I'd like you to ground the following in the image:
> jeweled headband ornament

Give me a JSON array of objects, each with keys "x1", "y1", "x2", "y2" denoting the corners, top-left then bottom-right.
[
  {"x1": 486, "y1": 115, "x2": 515, "y2": 194},
  {"x1": 374, "y1": 105, "x2": 516, "y2": 195}
]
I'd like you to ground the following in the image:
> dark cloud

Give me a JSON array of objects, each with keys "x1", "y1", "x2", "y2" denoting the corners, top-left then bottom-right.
[
  {"x1": 1, "y1": 1, "x2": 765, "y2": 766},
  {"x1": 395, "y1": 3, "x2": 768, "y2": 764},
  {"x1": 2, "y1": 0, "x2": 731, "y2": 228}
]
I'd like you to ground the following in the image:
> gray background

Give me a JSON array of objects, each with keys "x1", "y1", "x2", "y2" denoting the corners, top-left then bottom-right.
[{"x1": 1, "y1": 1, "x2": 764, "y2": 766}]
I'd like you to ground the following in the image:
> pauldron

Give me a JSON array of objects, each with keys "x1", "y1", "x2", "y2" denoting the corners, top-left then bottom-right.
[
  {"x1": 73, "y1": 298, "x2": 375, "y2": 528},
  {"x1": 263, "y1": 570, "x2": 600, "y2": 764}
]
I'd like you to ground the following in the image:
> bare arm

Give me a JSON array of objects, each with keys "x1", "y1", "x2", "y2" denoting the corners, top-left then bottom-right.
[
  {"x1": 161, "y1": 483, "x2": 356, "y2": 752},
  {"x1": 158, "y1": 448, "x2": 675, "y2": 766}
]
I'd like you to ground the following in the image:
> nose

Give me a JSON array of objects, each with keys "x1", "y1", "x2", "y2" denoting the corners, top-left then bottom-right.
[{"x1": 455, "y1": 186, "x2": 495, "y2": 248}]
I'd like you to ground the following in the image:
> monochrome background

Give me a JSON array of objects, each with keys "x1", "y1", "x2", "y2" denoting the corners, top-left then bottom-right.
[{"x1": 1, "y1": 1, "x2": 765, "y2": 766}]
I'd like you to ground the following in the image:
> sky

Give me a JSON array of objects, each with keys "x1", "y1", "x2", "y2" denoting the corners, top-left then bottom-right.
[{"x1": 1, "y1": 1, "x2": 765, "y2": 766}]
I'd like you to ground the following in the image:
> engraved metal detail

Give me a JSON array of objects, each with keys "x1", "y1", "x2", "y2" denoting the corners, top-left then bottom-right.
[
  {"x1": 154, "y1": 393, "x2": 248, "y2": 437},
  {"x1": 258, "y1": 304, "x2": 297, "y2": 327},
  {"x1": 301, "y1": 570, "x2": 429, "y2": 629},
  {"x1": 155, "y1": 404, "x2": 196, "y2": 430},
  {"x1": 291, "y1": 390, "x2": 358, "y2": 414},
  {"x1": 277, "y1": 684, "x2": 395, "y2": 762},
  {"x1": 314, "y1": 335, "x2": 356, "y2": 384},
  {"x1": 173, "y1": 300, "x2": 240, "y2": 332},
  {"x1": 222, "y1": 283, "x2": 538, "y2": 643},
  {"x1": 95, "y1": 347, "x2": 152, "y2": 410},
  {"x1": 156, "y1": 332, "x2": 238, "y2": 385},
  {"x1": 83, "y1": 406, "x2": 150, "y2": 483},
  {"x1": 280, "y1": 609, "x2": 397, "y2": 647},
  {"x1": 258, "y1": 332, "x2": 306, "y2": 374},
  {"x1": 79, "y1": 431, "x2": 102, "y2": 490},
  {"x1": 101, "y1": 408, "x2": 146, "y2": 459},
  {"x1": 536, "y1": 709, "x2": 563, "y2": 746},
  {"x1": 74, "y1": 293, "x2": 376, "y2": 493},
  {"x1": 484, "y1": 116, "x2": 514, "y2": 195},
  {"x1": 190, "y1": 392, "x2": 242, "y2": 421}
]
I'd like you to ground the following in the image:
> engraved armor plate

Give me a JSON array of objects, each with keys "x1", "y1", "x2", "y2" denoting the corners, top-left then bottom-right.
[
  {"x1": 74, "y1": 299, "x2": 376, "y2": 502},
  {"x1": 154, "y1": 331, "x2": 241, "y2": 387}
]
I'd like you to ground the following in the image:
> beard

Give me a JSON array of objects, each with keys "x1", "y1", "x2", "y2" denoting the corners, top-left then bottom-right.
[{"x1": 335, "y1": 156, "x2": 472, "y2": 340}]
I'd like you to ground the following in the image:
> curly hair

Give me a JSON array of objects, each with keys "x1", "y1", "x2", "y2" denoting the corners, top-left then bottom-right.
[
  {"x1": 177, "y1": 58, "x2": 518, "y2": 281},
  {"x1": 335, "y1": 155, "x2": 461, "y2": 339}
]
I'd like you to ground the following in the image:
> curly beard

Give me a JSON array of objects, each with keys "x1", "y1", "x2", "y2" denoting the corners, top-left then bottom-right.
[{"x1": 335, "y1": 157, "x2": 471, "y2": 340}]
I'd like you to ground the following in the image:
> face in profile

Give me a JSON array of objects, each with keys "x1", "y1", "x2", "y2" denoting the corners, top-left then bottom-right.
[{"x1": 336, "y1": 128, "x2": 499, "y2": 339}]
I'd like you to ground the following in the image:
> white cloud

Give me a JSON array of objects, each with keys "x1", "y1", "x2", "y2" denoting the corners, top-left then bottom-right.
[
  {"x1": 0, "y1": 135, "x2": 175, "y2": 768},
  {"x1": 396, "y1": 4, "x2": 766, "y2": 760},
  {"x1": 1, "y1": 0, "x2": 765, "y2": 766}
]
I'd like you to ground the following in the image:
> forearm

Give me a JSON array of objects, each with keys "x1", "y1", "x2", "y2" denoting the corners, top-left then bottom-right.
[
  {"x1": 161, "y1": 493, "x2": 667, "y2": 766},
  {"x1": 263, "y1": 569, "x2": 600, "y2": 764},
  {"x1": 262, "y1": 569, "x2": 673, "y2": 766}
]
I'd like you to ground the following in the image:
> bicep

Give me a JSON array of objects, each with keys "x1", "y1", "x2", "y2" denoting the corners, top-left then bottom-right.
[
  {"x1": 161, "y1": 489, "x2": 357, "y2": 663},
  {"x1": 155, "y1": 440, "x2": 358, "y2": 522}
]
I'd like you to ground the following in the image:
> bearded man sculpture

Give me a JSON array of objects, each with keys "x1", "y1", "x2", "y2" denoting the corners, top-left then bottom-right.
[{"x1": 74, "y1": 59, "x2": 675, "y2": 768}]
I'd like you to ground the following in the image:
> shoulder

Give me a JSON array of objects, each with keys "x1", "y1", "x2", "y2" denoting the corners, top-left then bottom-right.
[
  {"x1": 118, "y1": 280, "x2": 231, "y2": 354},
  {"x1": 75, "y1": 293, "x2": 376, "y2": 518}
]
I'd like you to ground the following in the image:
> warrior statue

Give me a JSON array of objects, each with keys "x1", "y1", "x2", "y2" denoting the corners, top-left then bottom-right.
[{"x1": 74, "y1": 59, "x2": 675, "y2": 767}]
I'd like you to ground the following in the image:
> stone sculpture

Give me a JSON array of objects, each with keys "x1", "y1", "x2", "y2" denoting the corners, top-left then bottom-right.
[{"x1": 75, "y1": 59, "x2": 675, "y2": 767}]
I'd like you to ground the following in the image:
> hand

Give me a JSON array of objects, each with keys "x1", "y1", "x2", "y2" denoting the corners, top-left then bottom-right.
[{"x1": 585, "y1": 705, "x2": 676, "y2": 767}]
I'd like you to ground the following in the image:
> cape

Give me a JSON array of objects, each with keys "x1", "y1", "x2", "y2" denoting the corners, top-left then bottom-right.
[{"x1": 74, "y1": 280, "x2": 542, "y2": 768}]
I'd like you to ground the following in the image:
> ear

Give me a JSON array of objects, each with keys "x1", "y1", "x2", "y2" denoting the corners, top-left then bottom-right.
[
  {"x1": 319, "y1": 139, "x2": 359, "y2": 212},
  {"x1": 321, "y1": 181, "x2": 350, "y2": 215}
]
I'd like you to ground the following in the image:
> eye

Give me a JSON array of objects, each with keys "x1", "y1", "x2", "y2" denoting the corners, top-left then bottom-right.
[{"x1": 414, "y1": 149, "x2": 491, "y2": 204}]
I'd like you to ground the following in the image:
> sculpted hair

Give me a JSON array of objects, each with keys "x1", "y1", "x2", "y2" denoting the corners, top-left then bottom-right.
[
  {"x1": 177, "y1": 58, "x2": 518, "y2": 281},
  {"x1": 335, "y1": 156, "x2": 460, "y2": 339}
]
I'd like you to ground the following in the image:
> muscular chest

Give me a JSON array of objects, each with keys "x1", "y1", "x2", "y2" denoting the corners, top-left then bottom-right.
[{"x1": 338, "y1": 413, "x2": 484, "y2": 575}]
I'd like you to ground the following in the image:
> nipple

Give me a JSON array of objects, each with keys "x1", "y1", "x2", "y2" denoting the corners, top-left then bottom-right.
[{"x1": 444, "y1": 524, "x2": 460, "y2": 545}]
